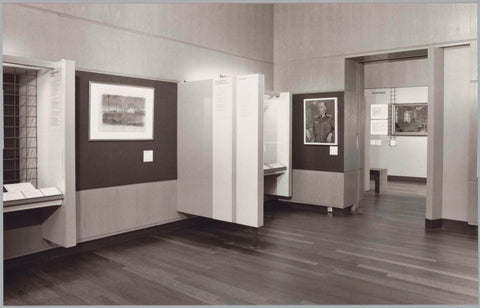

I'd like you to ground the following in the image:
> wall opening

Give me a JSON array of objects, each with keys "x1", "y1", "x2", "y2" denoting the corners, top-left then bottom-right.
[{"x1": 3, "y1": 66, "x2": 38, "y2": 187}]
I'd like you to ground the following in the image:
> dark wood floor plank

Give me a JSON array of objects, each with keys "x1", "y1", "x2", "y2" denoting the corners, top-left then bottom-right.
[{"x1": 4, "y1": 181, "x2": 478, "y2": 305}]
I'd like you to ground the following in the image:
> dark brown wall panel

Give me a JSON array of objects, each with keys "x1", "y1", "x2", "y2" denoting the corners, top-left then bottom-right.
[
  {"x1": 292, "y1": 91, "x2": 344, "y2": 172},
  {"x1": 75, "y1": 71, "x2": 177, "y2": 190}
]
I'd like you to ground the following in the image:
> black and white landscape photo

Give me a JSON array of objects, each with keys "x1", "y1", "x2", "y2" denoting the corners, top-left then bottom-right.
[
  {"x1": 89, "y1": 82, "x2": 154, "y2": 140},
  {"x1": 101, "y1": 94, "x2": 146, "y2": 130}
]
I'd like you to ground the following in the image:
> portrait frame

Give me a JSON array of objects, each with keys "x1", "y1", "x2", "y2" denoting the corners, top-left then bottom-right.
[
  {"x1": 304, "y1": 97, "x2": 338, "y2": 146},
  {"x1": 391, "y1": 103, "x2": 428, "y2": 136},
  {"x1": 89, "y1": 81, "x2": 155, "y2": 141}
]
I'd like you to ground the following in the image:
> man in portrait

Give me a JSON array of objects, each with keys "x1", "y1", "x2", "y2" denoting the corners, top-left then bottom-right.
[{"x1": 306, "y1": 101, "x2": 335, "y2": 143}]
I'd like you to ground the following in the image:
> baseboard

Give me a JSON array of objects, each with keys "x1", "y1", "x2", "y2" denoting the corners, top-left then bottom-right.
[
  {"x1": 4, "y1": 217, "x2": 202, "y2": 270},
  {"x1": 275, "y1": 199, "x2": 353, "y2": 216},
  {"x1": 425, "y1": 219, "x2": 443, "y2": 229},
  {"x1": 388, "y1": 175, "x2": 427, "y2": 183},
  {"x1": 425, "y1": 218, "x2": 478, "y2": 237}
]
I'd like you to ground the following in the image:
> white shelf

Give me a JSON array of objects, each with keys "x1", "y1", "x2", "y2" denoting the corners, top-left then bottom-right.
[
  {"x1": 4, "y1": 199, "x2": 62, "y2": 213},
  {"x1": 263, "y1": 163, "x2": 287, "y2": 176},
  {"x1": 3, "y1": 184, "x2": 64, "y2": 213}
]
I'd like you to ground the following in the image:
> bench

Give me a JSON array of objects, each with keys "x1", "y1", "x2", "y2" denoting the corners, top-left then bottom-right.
[{"x1": 370, "y1": 168, "x2": 387, "y2": 193}]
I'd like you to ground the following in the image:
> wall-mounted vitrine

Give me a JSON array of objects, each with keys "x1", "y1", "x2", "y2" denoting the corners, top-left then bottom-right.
[{"x1": 3, "y1": 56, "x2": 76, "y2": 250}]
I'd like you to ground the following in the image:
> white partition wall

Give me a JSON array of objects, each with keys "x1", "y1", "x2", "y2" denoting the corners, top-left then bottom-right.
[
  {"x1": 212, "y1": 77, "x2": 235, "y2": 222},
  {"x1": 442, "y1": 45, "x2": 471, "y2": 222},
  {"x1": 177, "y1": 80, "x2": 214, "y2": 219},
  {"x1": 35, "y1": 59, "x2": 76, "y2": 247},
  {"x1": 177, "y1": 74, "x2": 267, "y2": 228},
  {"x1": 235, "y1": 74, "x2": 264, "y2": 227}
]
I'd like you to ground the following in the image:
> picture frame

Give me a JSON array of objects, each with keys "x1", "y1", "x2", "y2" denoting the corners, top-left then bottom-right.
[
  {"x1": 304, "y1": 97, "x2": 338, "y2": 145},
  {"x1": 371, "y1": 119, "x2": 389, "y2": 135},
  {"x1": 370, "y1": 104, "x2": 389, "y2": 120},
  {"x1": 89, "y1": 81, "x2": 155, "y2": 141},
  {"x1": 391, "y1": 103, "x2": 428, "y2": 136}
]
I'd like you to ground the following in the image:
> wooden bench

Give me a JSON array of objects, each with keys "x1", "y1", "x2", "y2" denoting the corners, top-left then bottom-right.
[{"x1": 370, "y1": 168, "x2": 387, "y2": 193}]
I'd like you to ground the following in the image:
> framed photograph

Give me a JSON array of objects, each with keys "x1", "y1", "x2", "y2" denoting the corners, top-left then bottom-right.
[
  {"x1": 371, "y1": 119, "x2": 389, "y2": 135},
  {"x1": 89, "y1": 82, "x2": 154, "y2": 140},
  {"x1": 392, "y1": 103, "x2": 428, "y2": 136},
  {"x1": 304, "y1": 97, "x2": 338, "y2": 145},
  {"x1": 370, "y1": 104, "x2": 388, "y2": 119}
]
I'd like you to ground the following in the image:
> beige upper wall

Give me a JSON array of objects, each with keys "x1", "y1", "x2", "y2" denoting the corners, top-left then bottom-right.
[
  {"x1": 24, "y1": 3, "x2": 273, "y2": 63},
  {"x1": 3, "y1": 3, "x2": 274, "y2": 88},
  {"x1": 364, "y1": 58, "x2": 428, "y2": 89},
  {"x1": 274, "y1": 3, "x2": 477, "y2": 92}
]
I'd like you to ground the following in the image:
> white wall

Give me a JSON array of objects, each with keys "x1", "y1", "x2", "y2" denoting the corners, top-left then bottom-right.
[
  {"x1": 370, "y1": 135, "x2": 427, "y2": 178},
  {"x1": 2, "y1": 3, "x2": 274, "y2": 258},
  {"x1": 367, "y1": 85, "x2": 428, "y2": 179}
]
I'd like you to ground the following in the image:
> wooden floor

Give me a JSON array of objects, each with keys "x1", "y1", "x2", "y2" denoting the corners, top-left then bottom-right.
[{"x1": 4, "y1": 181, "x2": 478, "y2": 305}]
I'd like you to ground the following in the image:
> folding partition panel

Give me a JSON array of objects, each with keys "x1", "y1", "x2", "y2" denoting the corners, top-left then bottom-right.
[
  {"x1": 39, "y1": 60, "x2": 76, "y2": 248},
  {"x1": 177, "y1": 80, "x2": 215, "y2": 219},
  {"x1": 177, "y1": 75, "x2": 265, "y2": 228},
  {"x1": 235, "y1": 74, "x2": 264, "y2": 227},
  {"x1": 177, "y1": 74, "x2": 295, "y2": 228},
  {"x1": 212, "y1": 77, "x2": 235, "y2": 222}
]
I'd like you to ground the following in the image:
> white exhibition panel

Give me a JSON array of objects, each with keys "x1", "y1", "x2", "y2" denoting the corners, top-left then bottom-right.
[
  {"x1": 442, "y1": 45, "x2": 470, "y2": 222},
  {"x1": 235, "y1": 74, "x2": 264, "y2": 227},
  {"x1": 264, "y1": 92, "x2": 292, "y2": 197},
  {"x1": 212, "y1": 77, "x2": 235, "y2": 222},
  {"x1": 36, "y1": 59, "x2": 76, "y2": 248},
  {"x1": 177, "y1": 75, "x2": 266, "y2": 228},
  {"x1": 177, "y1": 80, "x2": 214, "y2": 218}
]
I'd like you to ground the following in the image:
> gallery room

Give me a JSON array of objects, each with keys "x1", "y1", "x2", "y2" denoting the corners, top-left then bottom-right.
[{"x1": 1, "y1": 2, "x2": 478, "y2": 305}]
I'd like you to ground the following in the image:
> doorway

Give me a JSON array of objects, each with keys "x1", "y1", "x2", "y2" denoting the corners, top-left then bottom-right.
[{"x1": 345, "y1": 45, "x2": 477, "y2": 232}]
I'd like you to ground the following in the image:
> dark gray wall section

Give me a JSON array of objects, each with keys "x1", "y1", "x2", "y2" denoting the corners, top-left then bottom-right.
[
  {"x1": 75, "y1": 71, "x2": 177, "y2": 190},
  {"x1": 292, "y1": 91, "x2": 344, "y2": 172}
]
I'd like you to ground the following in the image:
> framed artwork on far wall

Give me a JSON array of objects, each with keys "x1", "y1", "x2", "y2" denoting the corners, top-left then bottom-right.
[
  {"x1": 89, "y1": 82, "x2": 155, "y2": 141},
  {"x1": 304, "y1": 97, "x2": 338, "y2": 145},
  {"x1": 391, "y1": 103, "x2": 428, "y2": 136}
]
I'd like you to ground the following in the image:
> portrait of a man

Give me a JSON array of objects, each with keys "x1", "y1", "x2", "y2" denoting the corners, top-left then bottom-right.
[{"x1": 304, "y1": 98, "x2": 338, "y2": 145}]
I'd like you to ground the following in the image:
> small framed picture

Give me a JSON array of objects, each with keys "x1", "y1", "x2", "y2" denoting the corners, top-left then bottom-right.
[
  {"x1": 392, "y1": 103, "x2": 428, "y2": 136},
  {"x1": 370, "y1": 104, "x2": 388, "y2": 119},
  {"x1": 304, "y1": 97, "x2": 338, "y2": 145},
  {"x1": 371, "y1": 119, "x2": 389, "y2": 135},
  {"x1": 89, "y1": 82, "x2": 154, "y2": 141}
]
